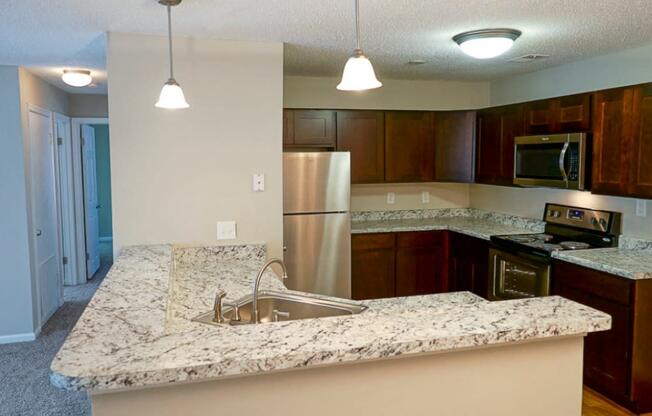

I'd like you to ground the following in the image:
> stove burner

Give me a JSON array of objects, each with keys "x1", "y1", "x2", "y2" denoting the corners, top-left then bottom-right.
[
  {"x1": 559, "y1": 241, "x2": 591, "y2": 250},
  {"x1": 509, "y1": 234, "x2": 555, "y2": 244}
]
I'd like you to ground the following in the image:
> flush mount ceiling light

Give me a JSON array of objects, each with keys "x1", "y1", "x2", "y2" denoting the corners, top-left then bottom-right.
[
  {"x1": 155, "y1": 0, "x2": 189, "y2": 109},
  {"x1": 453, "y1": 28, "x2": 522, "y2": 59},
  {"x1": 61, "y1": 69, "x2": 93, "y2": 87},
  {"x1": 337, "y1": 0, "x2": 382, "y2": 91}
]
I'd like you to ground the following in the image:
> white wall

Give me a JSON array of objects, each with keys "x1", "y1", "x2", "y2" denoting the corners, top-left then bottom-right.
[
  {"x1": 0, "y1": 66, "x2": 35, "y2": 341},
  {"x1": 285, "y1": 75, "x2": 489, "y2": 211},
  {"x1": 69, "y1": 94, "x2": 108, "y2": 118},
  {"x1": 108, "y1": 33, "x2": 284, "y2": 257}
]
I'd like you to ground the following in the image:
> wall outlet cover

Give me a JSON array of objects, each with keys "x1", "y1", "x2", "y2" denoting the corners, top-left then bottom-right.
[
  {"x1": 217, "y1": 221, "x2": 237, "y2": 240},
  {"x1": 387, "y1": 192, "x2": 395, "y2": 204},
  {"x1": 421, "y1": 191, "x2": 430, "y2": 204},
  {"x1": 636, "y1": 200, "x2": 647, "y2": 217},
  {"x1": 253, "y1": 173, "x2": 265, "y2": 192}
]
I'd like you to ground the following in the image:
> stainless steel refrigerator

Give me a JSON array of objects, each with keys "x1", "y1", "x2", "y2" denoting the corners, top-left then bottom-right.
[{"x1": 283, "y1": 152, "x2": 351, "y2": 299}]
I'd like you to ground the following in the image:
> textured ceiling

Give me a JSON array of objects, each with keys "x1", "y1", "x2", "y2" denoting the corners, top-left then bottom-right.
[{"x1": 2, "y1": 0, "x2": 652, "y2": 94}]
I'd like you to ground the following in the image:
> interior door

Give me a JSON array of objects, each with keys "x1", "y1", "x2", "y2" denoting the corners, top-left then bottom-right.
[
  {"x1": 29, "y1": 107, "x2": 62, "y2": 321},
  {"x1": 82, "y1": 125, "x2": 100, "y2": 278}
]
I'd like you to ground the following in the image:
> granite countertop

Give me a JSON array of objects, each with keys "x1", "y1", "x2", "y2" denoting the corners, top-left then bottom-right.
[
  {"x1": 50, "y1": 243, "x2": 611, "y2": 392},
  {"x1": 351, "y1": 208, "x2": 545, "y2": 240},
  {"x1": 552, "y1": 248, "x2": 652, "y2": 280}
]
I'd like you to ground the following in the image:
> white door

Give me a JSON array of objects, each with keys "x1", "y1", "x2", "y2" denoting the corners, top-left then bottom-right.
[
  {"x1": 29, "y1": 107, "x2": 62, "y2": 322},
  {"x1": 82, "y1": 125, "x2": 100, "y2": 278}
]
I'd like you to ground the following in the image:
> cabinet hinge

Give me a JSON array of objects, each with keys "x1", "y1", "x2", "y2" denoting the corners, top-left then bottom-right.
[
  {"x1": 62, "y1": 256, "x2": 68, "y2": 265},
  {"x1": 81, "y1": 136, "x2": 85, "y2": 147},
  {"x1": 57, "y1": 137, "x2": 63, "y2": 145},
  {"x1": 86, "y1": 252, "x2": 90, "y2": 261}
]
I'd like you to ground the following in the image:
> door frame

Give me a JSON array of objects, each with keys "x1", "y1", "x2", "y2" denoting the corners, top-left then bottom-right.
[
  {"x1": 26, "y1": 103, "x2": 64, "y2": 325},
  {"x1": 71, "y1": 117, "x2": 109, "y2": 282}
]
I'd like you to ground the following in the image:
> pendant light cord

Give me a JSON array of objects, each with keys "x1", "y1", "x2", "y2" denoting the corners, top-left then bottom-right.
[
  {"x1": 167, "y1": 4, "x2": 174, "y2": 79},
  {"x1": 355, "y1": 0, "x2": 361, "y2": 51}
]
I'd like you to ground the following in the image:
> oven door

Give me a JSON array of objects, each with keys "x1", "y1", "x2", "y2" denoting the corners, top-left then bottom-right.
[
  {"x1": 489, "y1": 248, "x2": 551, "y2": 300},
  {"x1": 513, "y1": 133, "x2": 586, "y2": 190}
]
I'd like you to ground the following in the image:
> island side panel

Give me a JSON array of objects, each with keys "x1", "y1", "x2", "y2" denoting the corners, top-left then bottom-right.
[{"x1": 91, "y1": 336, "x2": 584, "y2": 416}]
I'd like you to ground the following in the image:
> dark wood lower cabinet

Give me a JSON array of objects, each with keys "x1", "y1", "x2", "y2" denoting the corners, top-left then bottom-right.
[
  {"x1": 351, "y1": 233, "x2": 395, "y2": 300},
  {"x1": 553, "y1": 260, "x2": 652, "y2": 414},
  {"x1": 396, "y1": 231, "x2": 448, "y2": 296},
  {"x1": 449, "y1": 233, "x2": 489, "y2": 299}
]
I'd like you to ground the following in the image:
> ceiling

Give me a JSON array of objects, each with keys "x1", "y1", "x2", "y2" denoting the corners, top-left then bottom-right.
[{"x1": 2, "y1": 0, "x2": 652, "y2": 94}]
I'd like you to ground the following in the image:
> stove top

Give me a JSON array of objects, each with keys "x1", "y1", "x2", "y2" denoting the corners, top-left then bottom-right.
[{"x1": 492, "y1": 233, "x2": 594, "y2": 255}]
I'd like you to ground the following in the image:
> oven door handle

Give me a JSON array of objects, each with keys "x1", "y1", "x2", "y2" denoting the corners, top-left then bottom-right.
[{"x1": 559, "y1": 141, "x2": 570, "y2": 184}]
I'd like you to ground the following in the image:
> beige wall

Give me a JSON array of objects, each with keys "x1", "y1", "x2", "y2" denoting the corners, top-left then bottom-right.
[
  {"x1": 284, "y1": 75, "x2": 490, "y2": 110},
  {"x1": 284, "y1": 75, "x2": 487, "y2": 211},
  {"x1": 69, "y1": 94, "x2": 108, "y2": 118},
  {"x1": 107, "y1": 33, "x2": 284, "y2": 257}
]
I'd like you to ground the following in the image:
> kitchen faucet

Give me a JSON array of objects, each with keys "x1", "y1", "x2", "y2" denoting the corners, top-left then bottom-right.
[{"x1": 252, "y1": 258, "x2": 288, "y2": 323}]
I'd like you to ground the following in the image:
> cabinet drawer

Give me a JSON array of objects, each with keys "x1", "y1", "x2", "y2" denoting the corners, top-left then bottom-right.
[
  {"x1": 397, "y1": 231, "x2": 444, "y2": 248},
  {"x1": 352, "y1": 233, "x2": 395, "y2": 250},
  {"x1": 553, "y1": 260, "x2": 632, "y2": 305}
]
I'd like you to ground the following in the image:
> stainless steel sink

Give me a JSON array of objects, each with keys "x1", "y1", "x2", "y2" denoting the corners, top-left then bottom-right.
[{"x1": 192, "y1": 290, "x2": 367, "y2": 326}]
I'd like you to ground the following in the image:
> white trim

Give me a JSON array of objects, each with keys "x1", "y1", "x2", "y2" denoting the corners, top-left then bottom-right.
[
  {"x1": 0, "y1": 332, "x2": 37, "y2": 345},
  {"x1": 99, "y1": 236, "x2": 113, "y2": 243},
  {"x1": 71, "y1": 117, "x2": 109, "y2": 284}
]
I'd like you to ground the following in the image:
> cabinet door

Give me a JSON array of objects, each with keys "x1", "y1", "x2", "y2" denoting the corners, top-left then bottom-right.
[
  {"x1": 592, "y1": 87, "x2": 634, "y2": 196},
  {"x1": 500, "y1": 105, "x2": 522, "y2": 184},
  {"x1": 449, "y1": 232, "x2": 489, "y2": 298},
  {"x1": 395, "y1": 231, "x2": 447, "y2": 296},
  {"x1": 434, "y1": 111, "x2": 476, "y2": 182},
  {"x1": 523, "y1": 99, "x2": 554, "y2": 135},
  {"x1": 283, "y1": 110, "x2": 294, "y2": 145},
  {"x1": 475, "y1": 108, "x2": 502, "y2": 184},
  {"x1": 385, "y1": 111, "x2": 435, "y2": 182},
  {"x1": 629, "y1": 84, "x2": 652, "y2": 198},
  {"x1": 557, "y1": 93, "x2": 591, "y2": 133},
  {"x1": 293, "y1": 110, "x2": 336, "y2": 146},
  {"x1": 351, "y1": 233, "x2": 395, "y2": 300},
  {"x1": 336, "y1": 111, "x2": 385, "y2": 183}
]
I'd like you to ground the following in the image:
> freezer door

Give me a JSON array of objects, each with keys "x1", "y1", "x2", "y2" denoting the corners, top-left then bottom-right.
[
  {"x1": 283, "y1": 213, "x2": 351, "y2": 299},
  {"x1": 283, "y1": 152, "x2": 350, "y2": 214}
]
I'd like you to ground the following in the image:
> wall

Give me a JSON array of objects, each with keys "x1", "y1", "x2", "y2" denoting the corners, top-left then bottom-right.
[
  {"x1": 0, "y1": 66, "x2": 35, "y2": 341},
  {"x1": 69, "y1": 94, "x2": 109, "y2": 118},
  {"x1": 285, "y1": 75, "x2": 490, "y2": 211},
  {"x1": 93, "y1": 125, "x2": 113, "y2": 239},
  {"x1": 475, "y1": 43, "x2": 652, "y2": 239},
  {"x1": 284, "y1": 75, "x2": 490, "y2": 110},
  {"x1": 108, "y1": 33, "x2": 284, "y2": 257}
]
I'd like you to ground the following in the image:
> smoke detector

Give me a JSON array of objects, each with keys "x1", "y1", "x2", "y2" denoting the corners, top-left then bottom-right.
[{"x1": 508, "y1": 54, "x2": 550, "y2": 63}]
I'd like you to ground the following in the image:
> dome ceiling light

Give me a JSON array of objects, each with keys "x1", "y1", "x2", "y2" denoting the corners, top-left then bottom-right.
[
  {"x1": 155, "y1": 0, "x2": 189, "y2": 109},
  {"x1": 453, "y1": 28, "x2": 522, "y2": 59},
  {"x1": 337, "y1": 0, "x2": 382, "y2": 91},
  {"x1": 61, "y1": 69, "x2": 93, "y2": 87}
]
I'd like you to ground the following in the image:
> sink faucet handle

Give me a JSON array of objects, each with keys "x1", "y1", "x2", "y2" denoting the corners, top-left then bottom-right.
[
  {"x1": 223, "y1": 301, "x2": 241, "y2": 322},
  {"x1": 213, "y1": 290, "x2": 227, "y2": 323},
  {"x1": 272, "y1": 309, "x2": 290, "y2": 322}
]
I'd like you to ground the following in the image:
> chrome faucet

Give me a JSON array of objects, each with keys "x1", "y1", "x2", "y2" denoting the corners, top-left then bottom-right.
[{"x1": 252, "y1": 258, "x2": 288, "y2": 323}]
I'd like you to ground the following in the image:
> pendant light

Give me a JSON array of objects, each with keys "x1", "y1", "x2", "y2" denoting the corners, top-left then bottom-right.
[
  {"x1": 155, "y1": 0, "x2": 189, "y2": 109},
  {"x1": 453, "y1": 29, "x2": 522, "y2": 60},
  {"x1": 337, "y1": 0, "x2": 382, "y2": 91}
]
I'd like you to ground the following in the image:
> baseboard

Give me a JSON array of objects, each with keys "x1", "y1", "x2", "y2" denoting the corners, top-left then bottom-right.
[
  {"x1": 99, "y1": 236, "x2": 113, "y2": 243},
  {"x1": 0, "y1": 331, "x2": 37, "y2": 345}
]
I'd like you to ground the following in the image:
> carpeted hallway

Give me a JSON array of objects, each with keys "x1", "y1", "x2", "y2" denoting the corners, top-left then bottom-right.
[{"x1": 0, "y1": 242, "x2": 111, "y2": 416}]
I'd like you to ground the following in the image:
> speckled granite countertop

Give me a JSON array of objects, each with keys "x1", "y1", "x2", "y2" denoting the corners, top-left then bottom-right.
[
  {"x1": 351, "y1": 208, "x2": 544, "y2": 240},
  {"x1": 553, "y1": 248, "x2": 652, "y2": 280},
  {"x1": 50, "y1": 243, "x2": 610, "y2": 392}
]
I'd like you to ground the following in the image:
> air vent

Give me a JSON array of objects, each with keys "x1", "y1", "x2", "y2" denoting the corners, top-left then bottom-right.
[
  {"x1": 407, "y1": 59, "x2": 427, "y2": 66},
  {"x1": 508, "y1": 54, "x2": 550, "y2": 63}
]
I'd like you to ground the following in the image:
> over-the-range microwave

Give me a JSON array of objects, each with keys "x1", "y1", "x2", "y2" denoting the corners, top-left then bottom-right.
[{"x1": 513, "y1": 133, "x2": 587, "y2": 190}]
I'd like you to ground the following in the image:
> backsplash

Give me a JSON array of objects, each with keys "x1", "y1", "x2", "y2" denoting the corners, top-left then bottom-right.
[
  {"x1": 619, "y1": 236, "x2": 652, "y2": 251},
  {"x1": 173, "y1": 244, "x2": 266, "y2": 270}
]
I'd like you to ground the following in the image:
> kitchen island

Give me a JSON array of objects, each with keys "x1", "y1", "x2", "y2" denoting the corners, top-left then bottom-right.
[{"x1": 51, "y1": 243, "x2": 611, "y2": 416}]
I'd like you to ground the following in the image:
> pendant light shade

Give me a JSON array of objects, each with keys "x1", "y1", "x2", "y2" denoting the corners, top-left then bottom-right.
[
  {"x1": 155, "y1": 0, "x2": 189, "y2": 109},
  {"x1": 337, "y1": 0, "x2": 382, "y2": 91}
]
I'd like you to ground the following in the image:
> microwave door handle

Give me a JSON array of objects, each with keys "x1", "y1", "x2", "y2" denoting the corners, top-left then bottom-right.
[{"x1": 559, "y1": 142, "x2": 570, "y2": 184}]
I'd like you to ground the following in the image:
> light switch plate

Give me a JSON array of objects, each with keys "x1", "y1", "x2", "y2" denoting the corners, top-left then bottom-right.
[
  {"x1": 636, "y1": 200, "x2": 647, "y2": 217},
  {"x1": 421, "y1": 191, "x2": 430, "y2": 204},
  {"x1": 387, "y1": 192, "x2": 395, "y2": 204},
  {"x1": 253, "y1": 174, "x2": 265, "y2": 192},
  {"x1": 217, "y1": 221, "x2": 237, "y2": 240}
]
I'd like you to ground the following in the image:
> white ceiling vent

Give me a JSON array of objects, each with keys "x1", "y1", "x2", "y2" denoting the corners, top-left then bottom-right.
[{"x1": 508, "y1": 54, "x2": 550, "y2": 63}]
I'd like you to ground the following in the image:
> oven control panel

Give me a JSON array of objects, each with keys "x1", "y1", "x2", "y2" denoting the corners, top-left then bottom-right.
[{"x1": 545, "y1": 203, "x2": 620, "y2": 234}]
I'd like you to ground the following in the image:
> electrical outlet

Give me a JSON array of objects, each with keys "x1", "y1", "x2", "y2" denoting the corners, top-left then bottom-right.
[
  {"x1": 387, "y1": 192, "x2": 395, "y2": 204},
  {"x1": 421, "y1": 191, "x2": 430, "y2": 204},
  {"x1": 636, "y1": 200, "x2": 647, "y2": 217},
  {"x1": 253, "y1": 174, "x2": 265, "y2": 192},
  {"x1": 217, "y1": 221, "x2": 237, "y2": 240}
]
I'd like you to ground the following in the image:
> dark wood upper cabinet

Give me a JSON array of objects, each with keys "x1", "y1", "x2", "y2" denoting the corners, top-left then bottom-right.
[
  {"x1": 351, "y1": 233, "x2": 395, "y2": 300},
  {"x1": 476, "y1": 105, "x2": 522, "y2": 186},
  {"x1": 395, "y1": 231, "x2": 448, "y2": 296},
  {"x1": 591, "y1": 87, "x2": 633, "y2": 196},
  {"x1": 523, "y1": 93, "x2": 591, "y2": 135},
  {"x1": 336, "y1": 111, "x2": 385, "y2": 184},
  {"x1": 629, "y1": 84, "x2": 652, "y2": 198},
  {"x1": 385, "y1": 111, "x2": 436, "y2": 183},
  {"x1": 283, "y1": 110, "x2": 294, "y2": 145},
  {"x1": 292, "y1": 110, "x2": 336, "y2": 147},
  {"x1": 433, "y1": 111, "x2": 476, "y2": 183}
]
